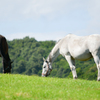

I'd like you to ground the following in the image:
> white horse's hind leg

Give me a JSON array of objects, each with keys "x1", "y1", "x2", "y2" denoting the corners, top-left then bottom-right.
[
  {"x1": 65, "y1": 55, "x2": 77, "y2": 79},
  {"x1": 92, "y1": 52, "x2": 100, "y2": 81}
]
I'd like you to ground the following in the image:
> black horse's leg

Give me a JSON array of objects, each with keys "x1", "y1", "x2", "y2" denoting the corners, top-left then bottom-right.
[{"x1": 2, "y1": 59, "x2": 6, "y2": 73}]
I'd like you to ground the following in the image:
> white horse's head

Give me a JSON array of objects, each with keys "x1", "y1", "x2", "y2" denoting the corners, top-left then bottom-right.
[{"x1": 42, "y1": 57, "x2": 52, "y2": 77}]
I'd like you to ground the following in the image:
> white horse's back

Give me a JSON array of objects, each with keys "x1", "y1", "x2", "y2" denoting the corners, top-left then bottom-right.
[
  {"x1": 87, "y1": 34, "x2": 100, "y2": 52},
  {"x1": 58, "y1": 34, "x2": 100, "y2": 61}
]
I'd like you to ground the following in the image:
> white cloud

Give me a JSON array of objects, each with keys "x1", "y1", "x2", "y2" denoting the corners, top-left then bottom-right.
[
  {"x1": 86, "y1": 0, "x2": 100, "y2": 34},
  {"x1": 0, "y1": 0, "x2": 99, "y2": 21},
  {"x1": 0, "y1": 0, "x2": 88, "y2": 20}
]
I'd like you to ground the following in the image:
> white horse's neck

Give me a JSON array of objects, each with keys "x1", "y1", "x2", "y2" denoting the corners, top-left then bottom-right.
[{"x1": 47, "y1": 42, "x2": 60, "y2": 63}]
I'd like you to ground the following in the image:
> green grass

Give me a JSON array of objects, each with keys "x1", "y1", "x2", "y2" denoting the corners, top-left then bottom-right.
[{"x1": 0, "y1": 74, "x2": 100, "y2": 100}]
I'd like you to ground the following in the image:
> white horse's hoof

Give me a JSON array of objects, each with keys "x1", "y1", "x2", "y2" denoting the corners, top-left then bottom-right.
[
  {"x1": 97, "y1": 77, "x2": 100, "y2": 81},
  {"x1": 73, "y1": 77, "x2": 77, "y2": 79}
]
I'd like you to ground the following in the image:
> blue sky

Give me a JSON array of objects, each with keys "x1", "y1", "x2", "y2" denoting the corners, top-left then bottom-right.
[{"x1": 0, "y1": 0, "x2": 100, "y2": 41}]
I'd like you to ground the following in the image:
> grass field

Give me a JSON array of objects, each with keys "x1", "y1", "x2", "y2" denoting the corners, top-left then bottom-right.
[{"x1": 0, "y1": 74, "x2": 100, "y2": 100}]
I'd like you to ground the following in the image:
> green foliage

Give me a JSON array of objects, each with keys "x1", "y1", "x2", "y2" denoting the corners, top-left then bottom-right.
[
  {"x1": 0, "y1": 74, "x2": 100, "y2": 100},
  {"x1": 0, "y1": 36, "x2": 98, "y2": 80}
]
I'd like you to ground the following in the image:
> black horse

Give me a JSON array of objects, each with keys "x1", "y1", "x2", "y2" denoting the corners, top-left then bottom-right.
[{"x1": 0, "y1": 35, "x2": 13, "y2": 73}]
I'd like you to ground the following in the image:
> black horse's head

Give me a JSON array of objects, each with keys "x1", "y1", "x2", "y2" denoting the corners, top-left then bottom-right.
[{"x1": 3, "y1": 60, "x2": 13, "y2": 73}]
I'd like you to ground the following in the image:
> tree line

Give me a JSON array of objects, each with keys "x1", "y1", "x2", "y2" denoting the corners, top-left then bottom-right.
[{"x1": 0, "y1": 36, "x2": 97, "y2": 80}]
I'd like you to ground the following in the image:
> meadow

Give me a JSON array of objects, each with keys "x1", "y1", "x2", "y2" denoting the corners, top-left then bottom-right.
[{"x1": 0, "y1": 74, "x2": 100, "y2": 100}]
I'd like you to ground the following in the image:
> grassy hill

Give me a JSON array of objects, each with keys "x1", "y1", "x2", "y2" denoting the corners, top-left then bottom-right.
[{"x1": 0, "y1": 74, "x2": 100, "y2": 100}]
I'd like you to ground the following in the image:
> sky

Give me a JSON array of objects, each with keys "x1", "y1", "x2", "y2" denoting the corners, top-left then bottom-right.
[{"x1": 0, "y1": 0, "x2": 100, "y2": 41}]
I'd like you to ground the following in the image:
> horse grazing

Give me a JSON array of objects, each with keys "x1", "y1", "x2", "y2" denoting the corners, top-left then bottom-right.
[
  {"x1": 42, "y1": 34, "x2": 100, "y2": 81},
  {"x1": 0, "y1": 35, "x2": 13, "y2": 73}
]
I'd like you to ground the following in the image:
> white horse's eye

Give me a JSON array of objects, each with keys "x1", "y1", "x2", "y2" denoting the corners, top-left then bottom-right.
[{"x1": 43, "y1": 66, "x2": 46, "y2": 68}]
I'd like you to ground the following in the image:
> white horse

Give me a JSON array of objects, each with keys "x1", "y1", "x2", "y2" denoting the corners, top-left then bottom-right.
[{"x1": 42, "y1": 34, "x2": 100, "y2": 81}]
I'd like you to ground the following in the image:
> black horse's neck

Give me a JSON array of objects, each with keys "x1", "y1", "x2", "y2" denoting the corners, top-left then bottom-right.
[{"x1": 3, "y1": 53, "x2": 11, "y2": 63}]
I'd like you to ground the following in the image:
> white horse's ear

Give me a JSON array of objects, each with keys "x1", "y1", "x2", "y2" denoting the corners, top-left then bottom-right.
[{"x1": 43, "y1": 57, "x2": 46, "y2": 61}]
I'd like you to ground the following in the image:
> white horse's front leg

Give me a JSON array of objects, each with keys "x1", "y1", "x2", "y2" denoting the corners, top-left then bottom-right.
[
  {"x1": 65, "y1": 55, "x2": 77, "y2": 79},
  {"x1": 97, "y1": 66, "x2": 100, "y2": 81},
  {"x1": 92, "y1": 52, "x2": 100, "y2": 81}
]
